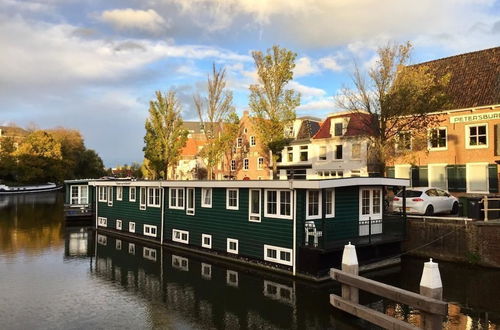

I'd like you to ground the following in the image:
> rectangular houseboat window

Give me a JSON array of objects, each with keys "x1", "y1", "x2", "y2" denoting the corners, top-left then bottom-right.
[
  {"x1": 147, "y1": 187, "x2": 161, "y2": 208},
  {"x1": 116, "y1": 219, "x2": 122, "y2": 230},
  {"x1": 249, "y1": 189, "x2": 261, "y2": 222},
  {"x1": 325, "y1": 189, "x2": 335, "y2": 218},
  {"x1": 97, "y1": 217, "x2": 107, "y2": 227},
  {"x1": 129, "y1": 222, "x2": 136, "y2": 233},
  {"x1": 71, "y1": 185, "x2": 88, "y2": 204},
  {"x1": 172, "y1": 229, "x2": 189, "y2": 244},
  {"x1": 140, "y1": 187, "x2": 147, "y2": 210},
  {"x1": 201, "y1": 188, "x2": 212, "y2": 208},
  {"x1": 264, "y1": 245, "x2": 293, "y2": 266},
  {"x1": 98, "y1": 186, "x2": 108, "y2": 202},
  {"x1": 306, "y1": 190, "x2": 321, "y2": 220},
  {"x1": 227, "y1": 238, "x2": 238, "y2": 254},
  {"x1": 169, "y1": 188, "x2": 185, "y2": 210},
  {"x1": 226, "y1": 189, "x2": 239, "y2": 210},
  {"x1": 116, "y1": 186, "x2": 123, "y2": 201},
  {"x1": 107, "y1": 186, "x2": 113, "y2": 206},
  {"x1": 186, "y1": 188, "x2": 195, "y2": 215},
  {"x1": 264, "y1": 190, "x2": 292, "y2": 219},
  {"x1": 359, "y1": 188, "x2": 383, "y2": 220},
  {"x1": 143, "y1": 224, "x2": 157, "y2": 237},
  {"x1": 202, "y1": 234, "x2": 212, "y2": 249},
  {"x1": 129, "y1": 187, "x2": 136, "y2": 202}
]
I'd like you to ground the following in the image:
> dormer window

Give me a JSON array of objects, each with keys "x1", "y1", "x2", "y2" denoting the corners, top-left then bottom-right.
[
  {"x1": 334, "y1": 122, "x2": 343, "y2": 136},
  {"x1": 285, "y1": 126, "x2": 294, "y2": 138}
]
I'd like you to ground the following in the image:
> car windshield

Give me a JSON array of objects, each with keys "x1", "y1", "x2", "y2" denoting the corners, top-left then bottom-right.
[{"x1": 396, "y1": 190, "x2": 422, "y2": 198}]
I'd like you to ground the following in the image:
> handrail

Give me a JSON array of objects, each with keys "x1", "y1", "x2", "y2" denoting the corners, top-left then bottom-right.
[{"x1": 407, "y1": 215, "x2": 473, "y2": 221}]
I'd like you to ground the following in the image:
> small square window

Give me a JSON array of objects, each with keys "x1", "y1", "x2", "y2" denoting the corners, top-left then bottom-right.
[{"x1": 227, "y1": 238, "x2": 238, "y2": 254}]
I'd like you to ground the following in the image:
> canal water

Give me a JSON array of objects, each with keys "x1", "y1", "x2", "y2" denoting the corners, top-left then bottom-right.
[{"x1": 0, "y1": 192, "x2": 498, "y2": 329}]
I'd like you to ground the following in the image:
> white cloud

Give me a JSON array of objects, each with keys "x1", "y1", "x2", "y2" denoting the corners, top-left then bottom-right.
[
  {"x1": 318, "y1": 56, "x2": 343, "y2": 72},
  {"x1": 288, "y1": 81, "x2": 326, "y2": 99},
  {"x1": 297, "y1": 98, "x2": 336, "y2": 112},
  {"x1": 294, "y1": 57, "x2": 319, "y2": 77},
  {"x1": 99, "y1": 8, "x2": 168, "y2": 33}
]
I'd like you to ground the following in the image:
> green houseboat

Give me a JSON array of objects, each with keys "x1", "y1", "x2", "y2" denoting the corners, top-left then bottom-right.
[{"x1": 65, "y1": 177, "x2": 409, "y2": 278}]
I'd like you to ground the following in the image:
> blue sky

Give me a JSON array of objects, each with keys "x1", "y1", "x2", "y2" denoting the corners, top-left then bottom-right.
[{"x1": 1, "y1": 0, "x2": 499, "y2": 167}]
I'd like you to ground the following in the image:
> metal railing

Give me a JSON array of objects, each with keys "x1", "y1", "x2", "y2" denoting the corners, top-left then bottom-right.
[{"x1": 480, "y1": 196, "x2": 500, "y2": 221}]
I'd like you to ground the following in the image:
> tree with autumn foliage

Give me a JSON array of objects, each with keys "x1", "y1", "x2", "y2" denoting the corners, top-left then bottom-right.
[
  {"x1": 337, "y1": 42, "x2": 450, "y2": 175},
  {"x1": 143, "y1": 90, "x2": 189, "y2": 179},
  {"x1": 249, "y1": 45, "x2": 301, "y2": 178}
]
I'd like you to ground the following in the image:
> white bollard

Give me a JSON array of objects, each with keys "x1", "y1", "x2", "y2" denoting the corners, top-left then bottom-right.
[
  {"x1": 341, "y1": 242, "x2": 359, "y2": 303},
  {"x1": 419, "y1": 258, "x2": 444, "y2": 330}
]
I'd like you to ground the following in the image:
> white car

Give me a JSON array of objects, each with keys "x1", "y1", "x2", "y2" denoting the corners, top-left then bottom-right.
[{"x1": 392, "y1": 187, "x2": 459, "y2": 215}]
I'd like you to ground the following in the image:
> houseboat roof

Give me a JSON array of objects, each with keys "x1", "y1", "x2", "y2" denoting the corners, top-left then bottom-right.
[{"x1": 89, "y1": 177, "x2": 410, "y2": 189}]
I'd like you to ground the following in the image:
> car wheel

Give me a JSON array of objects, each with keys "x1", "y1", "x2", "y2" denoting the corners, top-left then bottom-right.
[
  {"x1": 425, "y1": 205, "x2": 434, "y2": 216},
  {"x1": 451, "y1": 202, "x2": 459, "y2": 215}
]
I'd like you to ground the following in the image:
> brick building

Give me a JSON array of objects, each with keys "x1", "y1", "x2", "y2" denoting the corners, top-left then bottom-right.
[{"x1": 388, "y1": 46, "x2": 500, "y2": 194}]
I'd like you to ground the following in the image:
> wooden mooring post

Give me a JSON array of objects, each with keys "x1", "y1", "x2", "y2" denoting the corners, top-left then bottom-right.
[{"x1": 330, "y1": 244, "x2": 447, "y2": 329}]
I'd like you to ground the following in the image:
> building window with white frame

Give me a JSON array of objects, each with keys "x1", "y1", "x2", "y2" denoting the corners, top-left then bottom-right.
[
  {"x1": 116, "y1": 219, "x2": 122, "y2": 230},
  {"x1": 300, "y1": 146, "x2": 308, "y2": 161},
  {"x1": 226, "y1": 189, "x2": 239, "y2": 210},
  {"x1": 107, "y1": 186, "x2": 113, "y2": 206},
  {"x1": 264, "y1": 190, "x2": 292, "y2": 219},
  {"x1": 287, "y1": 147, "x2": 293, "y2": 162},
  {"x1": 306, "y1": 190, "x2": 321, "y2": 219},
  {"x1": 147, "y1": 187, "x2": 161, "y2": 207},
  {"x1": 230, "y1": 160, "x2": 236, "y2": 171},
  {"x1": 264, "y1": 245, "x2": 293, "y2": 266},
  {"x1": 201, "y1": 188, "x2": 212, "y2": 208},
  {"x1": 257, "y1": 157, "x2": 264, "y2": 170},
  {"x1": 250, "y1": 136, "x2": 256, "y2": 146},
  {"x1": 116, "y1": 186, "x2": 123, "y2": 201},
  {"x1": 429, "y1": 127, "x2": 447, "y2": 150},
  {"x1": 170, "y1": 188, "x2": 185, "y2": 209},
  {"x1": 319, "y1": 146, "x2": 327, "y2": 161},
  {"x1": 129, "y1": 187, "x2": 136, "y2": 202},
  {"x1": 140, "y1": 187, "x2": 146, "y2": 210},
  {"x1": 429, "y1": 164, "x2": 447, "y2": 190},
  {"x1": 98, "y1": 186, "x2": 108, "y2": 202},
  {"x1": 143, "y1": 224, "x2": 157, "y2": 237},
  {"x1": 334, "y1": 122, "x2": 343, "y2": 136},
  {"x1": 172, "y1": 229, "x2": 189, "y2": 244},
  {"x1": 201, "y1": 234, "x2": 212, "y2": 249},
  {"x1": 129, "y1": 222, "x2": 136, "y2": 233},
  {"x1": 325, "y1": 189, "x2": 335, "y2": 218},
  {"x1": 466, "y1": 163, "x2": 489, "y2": 193},
  {"x1": 227, "y1": 238, "x2": 238, "y2": 254},
  {"x1": 186, "y1": 188, "x2": 195, "y2": 215},
  {"x1": 70, "y1": 185, "x2": 88, "y2": 205},
  {"x1": 243, "y1": 158, "x2": 249, "y2": 170},
  {"x1": 466, "y1": 124, "x2": 487, "y2": 148},
  {"x1": 249, "y1": 189, "x2": 261, "y2": 222},
  {"x1": 335, "y1": 145, "x2": 343, "y2": 160},
  {"x1": 97, "y1": 217, "x2": 107, "y2": 227}
]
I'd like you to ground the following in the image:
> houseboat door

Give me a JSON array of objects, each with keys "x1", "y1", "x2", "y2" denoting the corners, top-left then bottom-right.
[{"x1": 359, "y1": 187, "x2": 383, "y2": 236}]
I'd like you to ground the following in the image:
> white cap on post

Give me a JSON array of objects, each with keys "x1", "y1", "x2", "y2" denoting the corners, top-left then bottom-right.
[
  {"x1": 342, "y1": 242, "x2": 358, "y2": 266},
  {"x1": 420, "y1": 258, "x2": 442, "y2": 289}
]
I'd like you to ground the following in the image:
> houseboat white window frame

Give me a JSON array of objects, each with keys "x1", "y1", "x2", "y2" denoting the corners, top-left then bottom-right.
[
  {"x1": 466, "y1": 162, "x2": 489, "y2": 194},
  {"x1": 306, "y1": 190, "x2": 322, "y2": 220},
  {"x1": 359, "y1": 187, "x2": 383, "y2": 221},
  {"x1": 129, "y1": 221, "x2": 136, "y2": 233},
  {"x1": 226, "y1": 189, "x2": 239, "y2": 210},
  {"x1": 70, "y1": 185, "x2": 88, "y2": 205},
  {"x1": 201, "y1": 234, "x2": 212, "y2": 249},
  {"x1": 264, "y1": 189, "x2": 292, "y2": 219},
  {"x1": 139, "y1": 187, "x2": 147, "y2": 210},
  {"x1": 186, "y1": 187, "x2": 195, "y2": 215},
  {"x1": 147, "y1": 187, "x2": 161, "y2": 208},
  {"x1": 264, "y1": 244, "x2": 293, "y2": 266},
  {"x1": 143, "y1": 247, "x2": 157, "y2": 261},
  {"x1": 428, "y1": 127, "x2": 448, "y2": 151},
  {"x1": 227, "y1": 238, "x2": 239, "y2": 254},
  {"x1": 201, "y1": 188, "x2": 212, "y2": 208},
  {"x1": 249, "y1": 189, "x2": 262, "y2": 222},
  {"x1": 129, "y1": 187, "x2": 136, "y2": 202},
  {"x1": 116, "y1": 219, "x2": 122, "y2": 230},
  {"x1": 107, "y1": 186, "x2": 113, "y2": 206},
  {"x1": 97, "y1": 217, "x2": 107, "y2": 227},
  {"x1": 116, "y1": 186, "x2": 123, "y2": 201},
  {"x1": 143, "y1": 224, "x2": 157, "y2": 237},
  {"x1": 98, "y1": 186, "x2": 108, "y2": 202},
  {"x1": 172, "y1": 229, "x2": 189, "y2": 244},
  {"x1": 325, "y1": 189, "x2": 335, "y2": 218},
  {"x1": 169, "y1": 188, "x2": 185, "y2": 210},
  {"x1": 465, "y1": 123, "x2": 488, "y2": 149}
]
